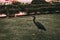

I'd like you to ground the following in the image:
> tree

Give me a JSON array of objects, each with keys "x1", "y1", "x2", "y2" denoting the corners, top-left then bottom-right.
[{"x1": 31, "y1": 0, "x2": 48, "y2": 4}]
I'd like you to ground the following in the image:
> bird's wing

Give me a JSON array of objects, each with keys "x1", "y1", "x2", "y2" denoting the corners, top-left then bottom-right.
[{"x1": 35, "y1": 22, "x2": 46, "y2": 31}]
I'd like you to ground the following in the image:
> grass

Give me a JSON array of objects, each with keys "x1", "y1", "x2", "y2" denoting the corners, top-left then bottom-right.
[{"x1": 0, "y1": 14, "x2": 60, "y2": 40}]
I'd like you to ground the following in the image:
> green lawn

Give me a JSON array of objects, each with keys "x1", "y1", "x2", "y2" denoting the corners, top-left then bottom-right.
[{"x1": 0, "y1": 14, "x2": 60, "y2": 40}]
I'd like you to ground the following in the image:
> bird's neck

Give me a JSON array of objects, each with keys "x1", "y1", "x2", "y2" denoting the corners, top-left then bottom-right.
[{"x1": 33, "y1": 18, "x2": 35, "y2": 23}]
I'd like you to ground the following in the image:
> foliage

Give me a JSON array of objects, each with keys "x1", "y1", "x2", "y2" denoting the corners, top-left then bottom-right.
[
  {"x1": 31, "y1": 0, "x2": 48, "y2": 4},
  {"x1": 0, "y1": 2, "x2": 22, "y2": 16},
  {"x1": 0, "y1": 1, "x2": 60, "y2": 16}
]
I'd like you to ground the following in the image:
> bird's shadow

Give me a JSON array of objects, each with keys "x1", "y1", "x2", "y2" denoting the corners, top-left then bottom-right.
[{"x1": 32, "y1": 16, "x2": 46, "y2": 31}]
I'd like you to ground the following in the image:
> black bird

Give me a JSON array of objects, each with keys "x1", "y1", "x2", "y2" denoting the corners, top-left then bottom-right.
[{"x1": 32, "y1": 16, "x2": 46, "y2": 31}]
